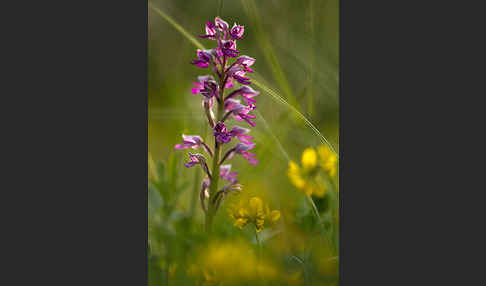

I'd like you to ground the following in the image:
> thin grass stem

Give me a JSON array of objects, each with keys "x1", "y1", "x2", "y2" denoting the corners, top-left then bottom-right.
[{"x1": 306, "y1": 195, "x2": 321, "y2": 221}]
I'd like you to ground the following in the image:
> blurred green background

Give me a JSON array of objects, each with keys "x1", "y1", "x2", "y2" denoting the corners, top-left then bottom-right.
[{"x1": 148, "y1": 0, "x2": 339, "y2": 285}]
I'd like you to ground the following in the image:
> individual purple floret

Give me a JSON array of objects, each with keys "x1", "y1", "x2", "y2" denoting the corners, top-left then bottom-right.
[
  {"x1": 199, "y1": 21, "x2": 217, "y2": 39},
  {"x1": 221, "y1": 143, "x2": 258, "y2": 165},
  {"x1": 184, "y1": 152, "x2": 201, "y2": 168},
  {"x1": 224, "y1": 99, "x2": 256, "y2": 127},
  {"x1": 230, "y1": 126, "x2": 254, "y2": 145},
  {"x1": 174, "y1": 134, "x2": 203, "y2": 150},
  {"x1": 220, "y1": 164, "x2": 238, "y2": 183},
  {"x1": 215, "y1": 17, "x2": 229, "y2": 35},
  {"x1": 191, "y1": 75, "x2": 219, "y2": 101},
  {"x1": 230, "y1": 23, "x2": 244, "y2": 39},
  {"x1": 174, "y1": 134, "x2": 213, "y2": 156},
  {"x1": 184, "y1": 152, "x2": 211, "y2": 174},
  {"x1": 227, "y1": 66, "x2": 251, "y2": 85},
  {"x1": 219, "y1": 40, "x2": 240, "y2": 58},
  {"x1": 235, "y1": 55, "x2": 255, "y2": 72},
  {"x1": 233, "y1": 143, "x2": 258, "y2": 165},
  {"x1": 226, "y1": 85, "x2": 259, "y2": 105},
  {"x1": 213, "y1": 122, "x2": 233, "y2": 143},
  {"x1": 191, "y1": 49, "x2": 213, "y2": 68}
]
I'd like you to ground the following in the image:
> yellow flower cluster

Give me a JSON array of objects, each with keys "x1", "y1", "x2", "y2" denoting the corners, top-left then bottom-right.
[
  {"x1": 228, "y1": 196, "x2": 280, "y2": 232},
  {"x1": 287, "y1": 145, "x2": 338, "y2": 197}
]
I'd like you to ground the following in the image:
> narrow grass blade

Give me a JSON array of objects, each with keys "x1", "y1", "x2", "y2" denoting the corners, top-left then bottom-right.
[
  {"x1": 255, "y1": 109, "x2": 290, "y2": 161},
  {"x1": 149, "y1": 3, "x2": 205, "y2": 50},
  {"x1": 240, "y1": 0, "x2": 297, "y2": 108}
]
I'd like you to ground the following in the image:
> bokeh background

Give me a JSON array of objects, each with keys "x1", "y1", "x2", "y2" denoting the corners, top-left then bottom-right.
[{"x1": 148, "y1": 0, "x2": 338, "y2": 285}]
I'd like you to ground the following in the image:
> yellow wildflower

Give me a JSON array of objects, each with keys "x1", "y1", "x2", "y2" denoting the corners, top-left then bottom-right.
[
  {"x1": 318, "y1": 145, "x2": 338, "y2": 177},
  {"x1": 301, "y1": 148, "x2": 318, "y2": 170},
  {"x1": 234, "y1": 218, "x2": 248, "y2": 228},
  {"x1": 310, "y1": 181, "x2": 326, "y2": 197},
  {"x1": 192, "y1": 240, "x2": 280, "y2": 284},
  {"x1": 288, "y1": 161, "x2": 306, "y2": 189},
  {"x1": 228, "y1": 196, "x2": 280, "y2": 232},
  {"x1": 287, "y1": 160, "x2": 326, "y2": 197}
]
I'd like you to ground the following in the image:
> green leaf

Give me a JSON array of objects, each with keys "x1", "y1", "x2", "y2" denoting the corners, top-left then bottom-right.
[
  {"x1": 148, "y1": 183, "x2": 163, "y2": 217},
  {"x1": 156, "y1": 161, "x2": 167, "y2": 185}
]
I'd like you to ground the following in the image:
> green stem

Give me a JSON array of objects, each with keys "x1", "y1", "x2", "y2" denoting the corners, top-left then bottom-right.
[
  {"x1": 204, "y1": 64, "x2": 226, "y2": 233},
  {"x1": 254, "y1": 228, "x2": 261, "y2": 247},
  {"x1": 189, "y1": 166, "x2": 200, "y2": 223},
  {"x1": 255, "y1": 227, "x2": 263, "y2": 263},
  {"x1": 205, "y1": 140, "x2": 221, "y2": 232},
  {"x1": 254, "y1": 228, "x2": 262, "y2": 261},
  {"x1": 306, "y1": 193, "x2": 337, "y2": 257},
  {"x1": 306, "y1": 195, "x2": 321, "y2": 221}
]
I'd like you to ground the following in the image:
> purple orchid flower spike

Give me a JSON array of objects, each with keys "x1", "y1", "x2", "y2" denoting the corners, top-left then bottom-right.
[
  {"x1": 213, "y1": 122, "x2": 233, "y2": 144},
  {"x1": 230, "y1": 23, "x2": 244, "y2": 39},
  {"x1": 226, "y1": 85, "x2": 259, "y2": 105},
  {"x1": 176, "y1": 17, "x2": 260, "y2": 227},
  {"x1": 224, "y1": 99, "x2": 256, "y2": 127},
  {"x1": 220, "y1": 164, "x2": 238, "y2": 183},
  {"x1": 230, "y1": 126, "x2": 254, "y2": 145},
  {"x1": 199, "y1": 21, "x2": 217, "y2": 39},
  {"x1": 191, "y1": 49, "x2": 213, "y2": 68},
  {"x1": 174, "y1": 134, "x2": 213, "y2": 156}
]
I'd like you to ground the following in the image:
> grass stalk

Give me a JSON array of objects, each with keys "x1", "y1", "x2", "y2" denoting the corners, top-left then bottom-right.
[
  {"x1": 240, "y1": 0, "x2": 297, "y2": 108},
  {"x1": 306, "y1": 195, "x2": 321, "y2": 221}
]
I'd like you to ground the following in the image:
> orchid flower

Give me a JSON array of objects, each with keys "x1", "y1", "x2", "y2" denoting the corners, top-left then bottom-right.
[
  {"x1": 224, "y1": 99, "x2": 256, "y2": 127},
  {"x1": 174, "y1": 17, "x2": 259, "y2": 230},
  {"x1": 191, "y1": 49, "x2": 213, "y2": 68},
  {"x1": 230, "y1": 23, "x2": 244, "y2": 39}
]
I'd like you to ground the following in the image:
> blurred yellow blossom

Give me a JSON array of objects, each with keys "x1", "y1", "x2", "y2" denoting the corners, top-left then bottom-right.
[
  {"x1": 301, "y1": 148, "x2": 318, "y2": 170},
  {"x1": 287, "y1": 160, "x2": 326, "y2": 197},
  {"x1": 190, "y1": 240, "x2": 280, "y2": 284},
  {"x1": 229, "y1": 196, "x2": 280, "y2": 232},
  {"x1": 288, "y1": 161, "x2": 306, "y2": 189},
  {"x1": 318, "y1": 145, "x2": 338, "y2": 177},
  {"x1": 288, "y1": 145, "x2": 338, "y2": 197}
]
